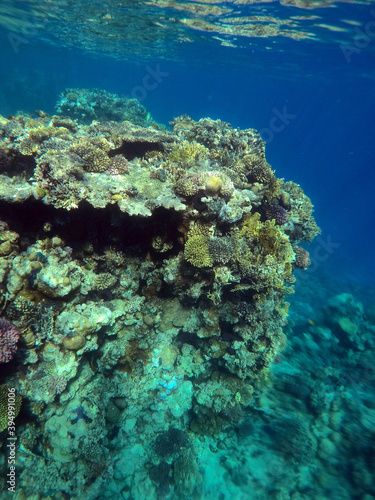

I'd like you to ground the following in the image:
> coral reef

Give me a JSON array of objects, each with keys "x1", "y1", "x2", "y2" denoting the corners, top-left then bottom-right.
[
  {"x1": 0, "y1": 96, "x2": 321, "y2": 499},
  {"x1": 56, "y1": 88, "x2": 155, "y2": 127}
]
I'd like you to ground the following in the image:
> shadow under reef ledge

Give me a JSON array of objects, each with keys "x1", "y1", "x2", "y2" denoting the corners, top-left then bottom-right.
[{"x1": 0, "y1": 199, "x2": 184, "y2": 257}]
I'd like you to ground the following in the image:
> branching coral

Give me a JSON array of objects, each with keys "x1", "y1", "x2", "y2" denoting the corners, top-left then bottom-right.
[{"x1": 185, "y1": 234, "x2": 213, "y2": 268}]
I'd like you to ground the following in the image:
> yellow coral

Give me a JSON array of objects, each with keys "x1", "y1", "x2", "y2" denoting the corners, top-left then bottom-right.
[
  {"x1": 205, "y1": 176, "x2": 223, "y2": 194},
  {"x1": 91, "y1": 136, "x2": 111, "y2": 152},
  {"x1": 202, "y1": 171, "x2": 234, "y2": 197},
  {"x1": 263, "y1": 177, "x2": 282, "y2": 203},
  {"x1": 238, "y1": 212, "x2": 261, "y2": 239},
  {"x1": 83, "y1": 148, "x2": 111, "y2": 172},
  {"x1": 235, "y1": 213, "x2": 295, "y2": 293},
  {"x1": 239, "y1": 214, "x2": 293, "y2": 264},
  {"x1": 185, "y1": 234, "x2": 213, "y2": 268},
  {"x1": 169, "y1": 140, "x2": 209, "y2": 167},
  {"x1": 188, "y1": 221, "x2": 213, "y2": 238},
  {"x1": 258, "y1": 220, "x2": 291, "y2": 258},
  {"x1": 29, "y1": 125, "x2": 57, "y2": 143}
]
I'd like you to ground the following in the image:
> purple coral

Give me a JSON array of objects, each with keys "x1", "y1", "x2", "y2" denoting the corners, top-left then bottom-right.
[
  {"x1": 265, "y1": 204, "x2": 289, "y2": 225},
  {"x1": 0, "y1": 318, "x2": 20, "y2": 363}
]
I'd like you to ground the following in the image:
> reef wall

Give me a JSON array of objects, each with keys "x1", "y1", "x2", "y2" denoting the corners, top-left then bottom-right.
[{"x1": 0, "y1": 90, "x2": 320, "y2": 498}]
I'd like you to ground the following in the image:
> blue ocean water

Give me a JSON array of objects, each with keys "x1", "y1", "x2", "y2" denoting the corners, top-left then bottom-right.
[{"x1": 0, "y1": 1, "x2": 375, "y2": 499}]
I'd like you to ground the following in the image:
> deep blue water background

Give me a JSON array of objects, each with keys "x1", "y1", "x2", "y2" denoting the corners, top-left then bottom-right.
[{"x1": 0, "y1": 7, "x2": 374, "y2": 287}]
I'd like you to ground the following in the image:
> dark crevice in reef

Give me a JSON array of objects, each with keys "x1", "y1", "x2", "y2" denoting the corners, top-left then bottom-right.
[
  {"x1": 109, "y1": 140, "x2": 164, "y2": 161},
  {"x1": 0, "y1": 148, "x2": 36, "y2": 178},
  {"x1": 0, "y1": 200, "x2": 183, "y2": 257},
  {"x1": 175, "y1": 330, "x2": 200, "y2": 350}
]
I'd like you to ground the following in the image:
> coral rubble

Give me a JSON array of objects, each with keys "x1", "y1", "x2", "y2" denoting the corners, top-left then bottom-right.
[{"x1": 0, "y1": 94, "x2": 320, "y2": 498}]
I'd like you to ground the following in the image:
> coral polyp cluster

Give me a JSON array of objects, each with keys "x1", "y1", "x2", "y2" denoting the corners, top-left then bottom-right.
[{"x1": 0, "y1": 90, "x2": 320, "y2": 498}]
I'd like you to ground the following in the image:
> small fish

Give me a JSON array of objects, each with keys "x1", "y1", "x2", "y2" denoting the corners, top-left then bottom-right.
[{"x1": 308, "y1": 319, "x2": 315, "y2": 326}]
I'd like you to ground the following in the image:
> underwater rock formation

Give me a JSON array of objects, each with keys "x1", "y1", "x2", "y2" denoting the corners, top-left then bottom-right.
[
  {"x1": 56, "y1": 88, "x2": 155, "y2": 127},
  {"x1": 0, "y1": 96, "x2": 320, "y2": 497}
]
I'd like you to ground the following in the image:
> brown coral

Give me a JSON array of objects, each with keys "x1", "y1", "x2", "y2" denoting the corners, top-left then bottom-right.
[
  {"x1": 81, "y1": 148, "x2": 111, "y2": 172},
  {"x1": 238, "y1": 154, "x2": 274, "y2": 184},
  {"x1": 106, "y1": 156, "x2": 129, "y2": 175},
  {"x1": 294, "y1": 247, "x2": 311, "y2": 270}
]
